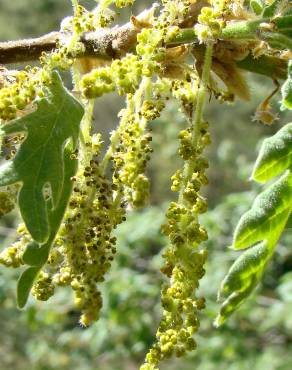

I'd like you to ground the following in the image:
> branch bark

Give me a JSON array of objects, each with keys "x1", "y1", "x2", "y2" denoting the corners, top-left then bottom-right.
[
  {"x1": 0, "y1": 26, "x2": 139, "y2": 65},
  {"x1": 0, "y1": 32, "x2": 59, "y2": 64},
  {"x1": 0, "y1": 8, "x2": 152, "y2": 65},
  {"x1": 0, "y1": 13, "x2": 290, "y2": 80}
]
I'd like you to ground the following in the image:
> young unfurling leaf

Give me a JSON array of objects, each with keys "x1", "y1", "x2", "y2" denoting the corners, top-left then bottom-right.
[
  {"x1": 217, "y1": 123, "x2": 292, "y2": 325},
  {"x1": 233, "y1": 170, "x2": 292, "y2": 250},
  {"x1": 252, "y1": 122, "x2": 292, "y2": 182},
  {"x1": 216, "y1": 172, "x2": 292, "y2": 325},
  {"x1": 250, "y1": 0, "x2": 264, "y2": 15},
  {"x1": 0, "y1": 71, "x2": 84, "y2": 243},
  {"x1": 262, "y1": 0, "x2": 290, "y2": 17},
  {"x1": 215, "y1": 241, "x2": 270, "y2": 327}
]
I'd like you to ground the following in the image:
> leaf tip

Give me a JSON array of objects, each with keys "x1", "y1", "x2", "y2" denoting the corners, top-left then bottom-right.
[{"x1": 17, "y1": 267, "x2": 39, "y2": 309}]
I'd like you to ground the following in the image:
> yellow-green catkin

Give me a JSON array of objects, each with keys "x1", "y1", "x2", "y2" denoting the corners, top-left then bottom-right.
[
  {"x1": 115, "y1": 0, "x2": 135, "y2": 8},
  {"x1": 140, "y1": 30, "x2": 214, "y2": 368},
  {"x1": 0, "y1": 68, "x2": 50, "y2": 121},
  {"x1": 0, "y1": 185, "x2": 18, "y2": 217},
  {"x1": 140, "y1": 119, "x2": 211, "y2": 369},
  {"x1": 80, "y1": 10, "x2": 166, "y2": 208},
  {"x1": 110, "y1": 79, "x2": 153, "y2": 208},
  {"x1": 82, "y1": 0, "x2": 190, "y2": 211},
  {"x1": 36, "y1": 133, "x2": 126, "y2": 326},
  {"x1": 32, "y1": 271, "x2": 55, "y2": 301},
  {"x1": 0, "y1": 223, "x2": 30, "y2": 268}
]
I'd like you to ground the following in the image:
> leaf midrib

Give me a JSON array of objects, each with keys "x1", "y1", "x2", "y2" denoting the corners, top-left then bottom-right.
[
  {"x1": 254, "y1": 150, "x2": 292, "y2": 181},
  {"x1": 235, "y1": 200, "x2": 291, "y2": 249}
]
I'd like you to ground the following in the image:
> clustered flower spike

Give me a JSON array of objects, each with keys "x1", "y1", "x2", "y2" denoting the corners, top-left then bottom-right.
[
  {"x1": 140, "y1": 116, "x2": 212, "y2": 369},
  {"x1": 0, "y1": 224, "x2": 30, "y2": 267},
  {"x1": 112, "y1": 99, "x2": 153, "y2": 208},
  {"x1": 0, "y1": 67, "x2": 50, "y2": 121},
  {"x1": 33, "y1": 134, "x2": 126, "y2": 325},
  {"x1": 81, "y1": 55, "x2": 144, "y2": 98},
  {"x1": 115, "y1": 0, "x2": 135, "y2": 8}
]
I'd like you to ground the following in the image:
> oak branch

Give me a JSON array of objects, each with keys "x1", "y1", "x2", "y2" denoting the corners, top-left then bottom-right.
[{"x1": 0, "y1": 9, "x2": 290, "y2": 80}]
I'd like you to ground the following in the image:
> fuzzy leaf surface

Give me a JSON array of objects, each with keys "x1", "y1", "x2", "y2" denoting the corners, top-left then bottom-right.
[
  {"x1": 233, "y1": 170, "x2": 292, "y2": 250},
  {"x1": 215, "y1": 241, "x2": 270, "y2": 327},
  {"x1": 252, "y1": 123, "x2": 292, "y2": 183},
  {"x1": 250, "y1": 0, "x2": 264, "y2": 15},
  {"x1": 262, "y1": 0, "x2": 288, "y2": 17},
  {"x1": 0, "y1": 71, "x2": 84, "y2": 243}
]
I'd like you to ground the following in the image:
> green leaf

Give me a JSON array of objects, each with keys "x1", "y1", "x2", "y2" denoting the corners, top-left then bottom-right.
[
  {"x1": 18, "y1": 141, "x2": 78, "y2": 306},
  {"x1": 281, "y1": 60, "x2": 292, "y2": 110},
  {"x1": 233, "y1": 170, "x2": 292, "y2": 250},
  {"x1": 262, "y1": 32, "x2": 292, "y2": 51},
  {"x1": 0, "y1": 71, "x2": 84, "y2": 243},
  {"x1": 22, "y1": 242, "x2": 49, "y2": 266},
  {"x1": 236, "y1": 54, "x2": 287, "y2": 80},
  {"x1": 250, "y1": 0, "x2": 264, "y2": 15},
  {"x1": 252, "y1": 123, "x2": 292, "y2": 183},
  {"x1": 215, "y1": 241, "x2": 270, "y2": 327},
  {"x1": 262, "y1": 0, "x2": 284, "y2": 17},
  {"x1": 217, "y1": 124, "x2": 292, "y2": 325},
  {"x1": 44, "y1": 139, "x2": 79, "y2": 244},
  {"x1": 22, "y1": 142, "x2": 78, "y2": 267},
  {"x1": 17, "y1": 266, "x2": 40, "y2": 308},
  {"x1": 0, "y1": 71, "x2": 83, "y2": 308}
]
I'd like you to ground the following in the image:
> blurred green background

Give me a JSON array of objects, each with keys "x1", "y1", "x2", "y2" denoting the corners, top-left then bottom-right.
[{"x1": 0, "y1": 1, "x2": 291, "y2": 369}]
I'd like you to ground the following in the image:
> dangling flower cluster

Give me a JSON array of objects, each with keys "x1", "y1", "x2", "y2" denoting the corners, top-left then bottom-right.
[
  {"x1": 138, "y1": 2, "x2": 214, "y2": 362},
  {"x1": 0, "y1": 67, "x2": 50, "y2": 121},
  {"x1": 31, "y1": 134, "x2": 126, "y2": 326},
  {"x1": 0, "y1": 0, "x2": 219, "y2": 345},
  {"x1": 195, "y1": 3, "x2": 225, "y2": 43},
  {"x1": 102, "y1": 3, "x2": 183, "y2": 209},
  {"x1": 80, "y1": 12, "x2": 167, "y2": 208},
  {"x1": 32, "y1": 271, "x2": 55, "y2": 301},
  {"x1": 0, "y1": 1, "x2": 291, "y2": 369},
  {"x1": 42, "y1": 5, "x2": 93, "y2": 71},
  {"x1": 111, "y1": 94, "x2": 153, "y2": 208},
  {"x1": 0, "y1": 185, "x2": 18, "y2": 218},
  {"x1": 80, "y1": 55, "x2": 144, "y2": 98},
  {"x1": 140, "y1": 114, "x2": 211, "y2": 369},
  {"x1": 0, "y1": 223, "x2": 30, "y2": 267},
  {"x1": 115, "y1": 0, "x2": 135, "y2": 8}
]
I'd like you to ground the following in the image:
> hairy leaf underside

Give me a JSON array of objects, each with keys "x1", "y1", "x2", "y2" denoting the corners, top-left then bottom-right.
[{"x1": 216, "y1": 121, "x2": 292, "y2": 326}]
